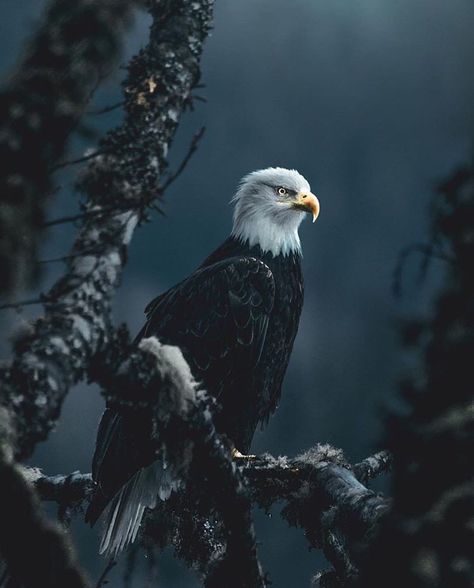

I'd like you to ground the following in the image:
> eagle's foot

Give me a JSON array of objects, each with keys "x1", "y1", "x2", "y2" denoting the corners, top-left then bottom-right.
[{"x1": 231, "y1": 448, "x2": 257, "y2": 460}]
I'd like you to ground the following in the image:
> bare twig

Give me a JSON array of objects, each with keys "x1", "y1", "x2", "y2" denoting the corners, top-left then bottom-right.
[
  {"x1": 42, "y1": 208, "x2": 111, "y2": 228},
  {"x1": 43, "y1": 126, "x2": 203, "y2": 228},
  {"x1": 95, "y1": 559, "x2": 117, "y2": 588},
  {"x1": 0, "y1": 297, "x2": 46, "y2": 311},
  {"x1": 160, "y1": 127, "x2": 206, "y2": 192},
  {"x1": 392, "y1": 241, "x2": 455, "y2": 297},
  {"x1": 51, "y1": 150, "x2": 105, "y2": 172},
  {"x1": 87, "y1": 101, "x2": 125, "y2": 115}
]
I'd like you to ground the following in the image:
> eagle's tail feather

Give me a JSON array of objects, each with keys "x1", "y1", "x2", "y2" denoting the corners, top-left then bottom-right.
[{"x1": 98, "y1": 459, "x2": 178, "y2": 557}]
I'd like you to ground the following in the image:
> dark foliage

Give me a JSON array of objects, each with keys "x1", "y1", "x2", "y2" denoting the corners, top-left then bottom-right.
[
  {"x1": 0, "y1": 0, "x2": 140, "y2": 295},
  {"x1": 0, "y1": 460, "x2": 89, "y2": 588},
  {"x1": 359, "y1": 167, "x2": 474, "y2": 588}
]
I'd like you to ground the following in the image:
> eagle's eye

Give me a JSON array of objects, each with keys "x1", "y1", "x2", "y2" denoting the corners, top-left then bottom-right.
[{"x1": 277, "y1": 187, "x2": 288, "y2": 196}]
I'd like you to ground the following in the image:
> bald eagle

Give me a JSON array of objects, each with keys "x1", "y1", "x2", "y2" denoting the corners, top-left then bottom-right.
[{"x1": 86, "y1": 167, "x2": 320, "y2": 555}]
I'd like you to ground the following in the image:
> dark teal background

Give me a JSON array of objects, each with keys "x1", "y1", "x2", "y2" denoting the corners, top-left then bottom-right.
[{"x1": 1, "y1": 1, "x2": 473, "y2": 585}]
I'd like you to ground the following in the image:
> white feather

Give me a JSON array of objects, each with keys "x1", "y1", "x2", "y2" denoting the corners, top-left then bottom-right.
[
  {"x1": 98, "y1": 458, "x2": 180, "y2": 557},
  {"x1": 98, "y1": 337, "x2": 198, "y2": 558}
]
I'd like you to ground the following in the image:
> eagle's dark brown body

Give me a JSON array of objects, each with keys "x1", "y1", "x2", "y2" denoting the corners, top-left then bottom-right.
[
  {"x1": 197, "y1": 236, "x2": 303, "y2": 450},
  {"x1": 87, "y1": 237, "x2": 303, "y2": 527}
]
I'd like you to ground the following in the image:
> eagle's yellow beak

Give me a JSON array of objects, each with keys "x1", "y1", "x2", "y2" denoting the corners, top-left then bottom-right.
[{"x1": 293, "y1": 192, "x2": 320, "y2": 223}]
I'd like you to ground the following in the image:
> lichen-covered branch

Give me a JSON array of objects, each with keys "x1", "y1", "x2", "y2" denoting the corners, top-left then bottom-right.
[
  {"x1": 353, "y1": 450, "x2": 392, "y2": 485},
  {"x1": 243, "y1": 449, "x2": 390, "y2": 531},
  {"x1": 24, "y1": 443, "x2": 391, "y2": 587},
  {"x1": 0, "y1": 0, "x2": 214, "y2": 461},
  {"x1": 0, "y1": 0, "x2": 142, "y2": 295}
]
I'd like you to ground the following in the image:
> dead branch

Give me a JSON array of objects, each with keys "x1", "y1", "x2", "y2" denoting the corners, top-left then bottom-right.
[
  {"x1": 160, "y1": 127, "x2": 206, "y2": 192},
  {"x1": 87, "y1": 101, "x2": 125, "y2": 116},
  {"x1": 95, "y1": 559, "x2": 117, "y2": 588},
  {"x1": 91, "y1": 334, "x2": 266, "y2": 586},
  {"x1": 51, "y1": 150, "x2": 105, "y2": 172}
]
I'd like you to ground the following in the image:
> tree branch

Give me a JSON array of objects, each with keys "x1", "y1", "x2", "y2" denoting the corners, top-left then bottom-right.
[
  {"x1": 87, "y1": 101, "x2": 125, "y2": 116},
  {"x1": 51, "y1": 150, "x2": 105, "y2": 172},
  {"x1": 160, "y1": 126, "x2": 206, "y2": 192},
  {"x1": 93, "y1": 335, "x2": 266, "y2": 586},
  {"x1": 22, "y1": 468, "x2": 94, "y2": 504},
  {"x1": 353, "y1": 450, "x2": 392, "y2": 484},
  {"x1": 0, "y1": 0, "x2": 214, "y2": 462},
  {"x1": 24, "y1": 443, "x2": 391, "y2": 586},
  {"x1": 0, "y1": 5, "x2": 213, "y2": 587}
]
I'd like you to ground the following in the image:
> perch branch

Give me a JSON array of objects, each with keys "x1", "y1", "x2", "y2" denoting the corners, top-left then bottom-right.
[{"x1": 24, "y1": 444, "x2": 390, "y2": 584}]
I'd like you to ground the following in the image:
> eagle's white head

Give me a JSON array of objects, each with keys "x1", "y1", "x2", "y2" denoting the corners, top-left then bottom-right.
[{"x1": 231, "y1": 167, "x2": 320, "y2": 257}]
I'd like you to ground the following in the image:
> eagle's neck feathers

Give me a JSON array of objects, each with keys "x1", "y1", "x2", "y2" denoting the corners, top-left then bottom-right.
[{"x1": 231, "y1": 208, "x2": 303, "y2": 257}]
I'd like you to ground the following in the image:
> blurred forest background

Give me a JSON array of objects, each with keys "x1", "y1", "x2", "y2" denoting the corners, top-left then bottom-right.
[{"x1": 1, "y1": 0, "x2": 473, "y2": 586}]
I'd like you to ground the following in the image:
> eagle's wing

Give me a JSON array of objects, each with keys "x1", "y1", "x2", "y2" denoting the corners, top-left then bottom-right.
[
  {"x1": 86, "y1": 257, "x2": 275, "y2": 555},
  {"x1": 142, "y1": 256, "x2": 275, "y2": 389}
]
